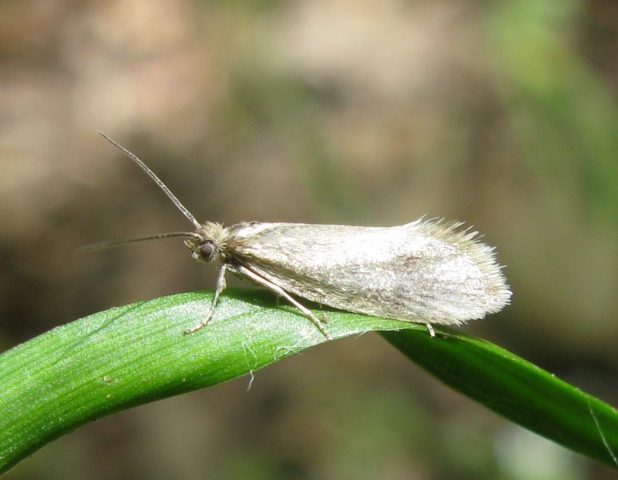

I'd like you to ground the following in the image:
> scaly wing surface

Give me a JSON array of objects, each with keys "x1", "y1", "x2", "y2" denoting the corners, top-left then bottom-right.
[{"x1": 229, "y1": 219, "x2": 510, "y2": 326}]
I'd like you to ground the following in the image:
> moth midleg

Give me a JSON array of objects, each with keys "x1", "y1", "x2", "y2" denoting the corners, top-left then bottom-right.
[
  {"x1": 185, "y1": 264, "x2": 228, "y2": 333},
  {"x1": 236, "y1": 265, "x2": 332, "y2": 341}
]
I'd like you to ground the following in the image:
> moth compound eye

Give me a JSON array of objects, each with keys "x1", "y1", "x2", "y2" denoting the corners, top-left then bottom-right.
[{"x1": 198, "y1": 242, "x2": 216, "y2": 261}]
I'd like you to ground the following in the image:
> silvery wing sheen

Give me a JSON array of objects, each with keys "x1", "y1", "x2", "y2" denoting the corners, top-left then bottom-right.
[{"x1": 205, "y1": 219, "x2": 511, "y2": 327}]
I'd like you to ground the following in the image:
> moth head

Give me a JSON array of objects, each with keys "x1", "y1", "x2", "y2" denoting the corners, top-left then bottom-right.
[
  {"x1": 186, "y1": 222, "x2": 231, "y2": 263},
  {"x1": 186, "y1": 239, "x2": 215, "y2": 262}
]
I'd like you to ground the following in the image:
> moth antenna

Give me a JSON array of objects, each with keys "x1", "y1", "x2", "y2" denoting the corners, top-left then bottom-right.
[
  {"x1": 98, "y1": 131, "x2": 202, "y2": 230},
  {"x1": 77, "y1": 232, "x2": 201, "y2": 254}
]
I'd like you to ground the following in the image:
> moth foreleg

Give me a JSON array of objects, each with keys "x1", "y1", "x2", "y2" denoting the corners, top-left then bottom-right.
[
  {"x1": 185, "y1": 264, "x2": 228, "y2": 334},
  {"x1": 236, "y1": 265, "x2": 332, "y2": 341}
]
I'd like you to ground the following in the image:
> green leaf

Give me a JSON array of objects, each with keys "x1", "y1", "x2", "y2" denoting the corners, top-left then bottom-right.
[
  {"x1": 381, "y1": 329, "x2": 618, "y2": 469},
  {"x1": 1, "y1": 289, "x2": 617, "y2": 473},
  {"x1": 0, "y1": 289, "x2": 413, "y2": 473}
]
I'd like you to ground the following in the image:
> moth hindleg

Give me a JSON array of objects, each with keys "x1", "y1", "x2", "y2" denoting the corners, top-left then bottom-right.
[
  {"x1": 236, "y1": 265, "x2": 332, "y2": 341},
  {"x1": 425, "y1": 323, "x2": 435, "y2": 337}
]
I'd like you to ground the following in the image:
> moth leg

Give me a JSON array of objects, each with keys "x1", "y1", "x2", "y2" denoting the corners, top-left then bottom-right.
[
  {"x1": 185, "y1": 264, "x2": 227, "y2": 334},
  {"x1": 425, "y1": 323, "x2": 435, "y2": 337},
  {"x1": 237, "y1": 265, "x2": 333, "y2": 341}
]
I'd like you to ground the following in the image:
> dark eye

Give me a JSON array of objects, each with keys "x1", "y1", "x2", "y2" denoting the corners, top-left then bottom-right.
[{"x1": 199, "y1": 242, "x2": 216, "y2": 261}]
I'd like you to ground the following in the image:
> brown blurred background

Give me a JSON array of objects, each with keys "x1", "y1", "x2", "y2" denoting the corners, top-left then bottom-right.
[{"x1": 2, "y1": 0, "x2": 618, "y2": 479}]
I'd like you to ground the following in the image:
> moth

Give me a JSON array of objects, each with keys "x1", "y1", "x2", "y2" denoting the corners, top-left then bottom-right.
[{"x1": 91, "y1": 132, "x2": 511, "y2": 340}]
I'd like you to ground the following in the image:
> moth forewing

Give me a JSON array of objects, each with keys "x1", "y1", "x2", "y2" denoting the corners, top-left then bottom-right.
[{"x1": 226, "y1": 220, "x2": 511, "y2": 327}]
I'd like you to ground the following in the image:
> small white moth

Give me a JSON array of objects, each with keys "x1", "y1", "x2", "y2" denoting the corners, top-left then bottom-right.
[{"x1": 93, "y1": 132, "x2": 511, "y2": 340}]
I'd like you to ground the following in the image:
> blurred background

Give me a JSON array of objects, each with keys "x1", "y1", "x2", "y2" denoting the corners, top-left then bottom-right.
[{"x1": 1, "y1": 0, "x2": 618, "y2": 478}]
